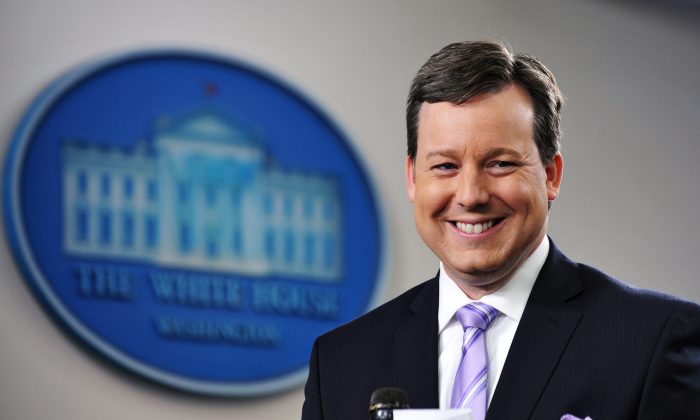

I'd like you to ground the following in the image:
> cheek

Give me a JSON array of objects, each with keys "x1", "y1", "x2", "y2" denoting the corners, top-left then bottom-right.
[
  {"x1": 415, "y1": 178, "x2": 451, "y2": 207},
  {"x1": 498, "y1": 175, "x2": 548, "y2": 208}
]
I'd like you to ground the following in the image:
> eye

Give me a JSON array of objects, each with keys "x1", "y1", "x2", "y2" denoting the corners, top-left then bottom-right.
[
  {"x1": 487, "y1": 160, "x2": 518, "y2": 175},
  {"x1": 431, "y1": 162, "x2": 458, "y2": 171}
]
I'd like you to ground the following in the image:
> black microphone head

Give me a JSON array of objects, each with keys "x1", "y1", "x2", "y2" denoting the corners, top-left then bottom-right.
[{"x1": 369, "y1": 387, "x2": 409, "y2": 412}]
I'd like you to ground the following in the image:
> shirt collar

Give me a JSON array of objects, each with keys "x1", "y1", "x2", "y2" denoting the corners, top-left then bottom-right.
[{"x1": 437, "y1": 236, "x2": 549, "y2": 334}]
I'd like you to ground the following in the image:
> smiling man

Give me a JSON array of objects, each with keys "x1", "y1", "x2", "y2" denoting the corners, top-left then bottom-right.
[
  {"x1": 302, "y1": 41, "x2": 700, "y2": 420},
  {"x1": 407, "y1": 84, "x2": 561, "y2": 299}
]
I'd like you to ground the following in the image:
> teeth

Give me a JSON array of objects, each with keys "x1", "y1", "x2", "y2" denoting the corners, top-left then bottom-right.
[{"x1": 456, "y1": 220, "x2": 494, "y2": 234}]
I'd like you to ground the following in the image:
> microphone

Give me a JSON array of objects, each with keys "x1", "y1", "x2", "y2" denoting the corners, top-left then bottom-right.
[{"x1": 369, "y1": 387, "x2": 409, "y2": 420}]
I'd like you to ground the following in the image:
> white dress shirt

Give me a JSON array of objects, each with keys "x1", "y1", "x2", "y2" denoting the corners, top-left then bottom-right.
[{"x1": 437, "y1": 237, "x2": 549, "y2": 409}]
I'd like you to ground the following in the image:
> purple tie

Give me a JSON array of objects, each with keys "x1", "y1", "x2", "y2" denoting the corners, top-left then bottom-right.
[{"x1": 450, "y1": 302, "x2": 499, "y2": 419}]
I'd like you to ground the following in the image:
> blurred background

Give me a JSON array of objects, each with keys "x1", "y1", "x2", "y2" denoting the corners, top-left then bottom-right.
[{"x1": 1, "y1": 0, "x2": 698, "y2": 418}]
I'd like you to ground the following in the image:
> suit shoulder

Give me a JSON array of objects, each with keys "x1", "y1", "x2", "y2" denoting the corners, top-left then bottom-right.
[
  {"x1": 317, "y1": 277, "x2": 437, "y2": 344},
  {"x1": 576, "y1": 262, "x2": 699, "y2": 314}
]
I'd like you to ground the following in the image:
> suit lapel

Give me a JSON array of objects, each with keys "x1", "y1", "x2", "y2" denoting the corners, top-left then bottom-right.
[
  {"x1": 487, "y1": 242, "x2": 583, "y2": 420},
  {"x1": 393, "y1": 276, "x2": 440, "y2": 408}
]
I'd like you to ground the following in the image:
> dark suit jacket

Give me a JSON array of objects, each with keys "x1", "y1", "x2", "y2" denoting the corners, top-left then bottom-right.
[{"x1": 301, "y1": 241, "x2": 700, "y2": 419}]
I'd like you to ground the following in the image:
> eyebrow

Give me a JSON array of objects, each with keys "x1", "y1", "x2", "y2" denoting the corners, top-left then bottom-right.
[
  {"x1": 482, "y1": 147, "x2": 524, "y2": 160},
  {"x1": 423, "y1": 146, "x2": 524, "y2": 161},
  {"x1": 424, "y1": 149, "x2": 461, "y2": 161}
]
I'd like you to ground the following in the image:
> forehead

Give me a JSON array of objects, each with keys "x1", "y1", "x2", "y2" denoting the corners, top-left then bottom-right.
[{"x1": 416, "y1": 84, "x2": 535, "y2": 156}]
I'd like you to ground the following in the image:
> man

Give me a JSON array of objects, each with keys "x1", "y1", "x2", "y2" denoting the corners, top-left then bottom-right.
[{"x1": 301, "y1": 41, "x2": 700, "y2": 420}]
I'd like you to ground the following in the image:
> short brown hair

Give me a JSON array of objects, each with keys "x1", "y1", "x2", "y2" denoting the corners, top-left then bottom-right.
[{"x1": 406, "y1": 41, "x2": 563, "y2": 163}]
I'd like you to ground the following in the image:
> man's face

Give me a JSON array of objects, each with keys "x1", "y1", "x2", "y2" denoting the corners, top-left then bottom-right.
[{"x1": 406, "y1": 84, "x2": 562, "y2": 296}]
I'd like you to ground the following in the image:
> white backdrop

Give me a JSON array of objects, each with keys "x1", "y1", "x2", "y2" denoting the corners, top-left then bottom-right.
[{"x1": 1, "y1": 1, "x2": 698, "y2": 419}]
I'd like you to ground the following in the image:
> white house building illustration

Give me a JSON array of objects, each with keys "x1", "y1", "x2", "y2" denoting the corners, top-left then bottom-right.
[{"x1": 62, "y1": 108, "x2": 341, "y2": 281}]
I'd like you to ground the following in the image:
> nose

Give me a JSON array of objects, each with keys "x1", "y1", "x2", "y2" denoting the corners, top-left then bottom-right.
[{"x1": 455, "y1": 167, "x2": 490, "y2": 209}]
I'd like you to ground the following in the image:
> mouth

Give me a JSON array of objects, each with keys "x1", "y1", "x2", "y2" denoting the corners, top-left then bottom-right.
[{"x1": 452, "y1": 218, "x2": 504, "y2": 235}]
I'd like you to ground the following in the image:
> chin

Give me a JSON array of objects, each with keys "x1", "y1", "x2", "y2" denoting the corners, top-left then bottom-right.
[{"x1": 448, "y1": 255, "x2": 513, "y2": 280}]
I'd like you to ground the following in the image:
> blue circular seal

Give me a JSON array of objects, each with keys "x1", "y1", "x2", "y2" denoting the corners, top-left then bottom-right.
[{"x1": 3, "y1": 50, "x2": 386, "y2": 396}]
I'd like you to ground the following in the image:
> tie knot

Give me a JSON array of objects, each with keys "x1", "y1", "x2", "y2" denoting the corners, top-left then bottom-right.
[{"x1": 455, "y1": 302, "x2": 499, "y2": 331}]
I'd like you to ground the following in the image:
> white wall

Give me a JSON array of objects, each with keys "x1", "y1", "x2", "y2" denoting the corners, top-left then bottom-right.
[{"x1": 1, "y1": 1, "x2": 698, "y2": 418}]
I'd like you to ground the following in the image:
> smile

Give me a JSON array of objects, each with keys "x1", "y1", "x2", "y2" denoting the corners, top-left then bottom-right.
[{"x1": 454, "y1": 219, "x2": 502, "y2": 234}]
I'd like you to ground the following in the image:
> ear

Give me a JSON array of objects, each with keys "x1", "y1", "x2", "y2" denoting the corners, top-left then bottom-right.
[
  {"x1": 545, "y1": 152, "x2": 563, "y2": 201},
  {"x1": 405, "y1": 156, "x2": 416, "y2": 203}
]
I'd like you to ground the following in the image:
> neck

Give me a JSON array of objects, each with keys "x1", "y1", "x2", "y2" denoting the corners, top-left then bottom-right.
[
  {"x1": 446, "y1": 235, "x2": 547, "y2": 300},
  {"x1": 449, "y1": 269, "x2": 514, "y2": 300}
]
